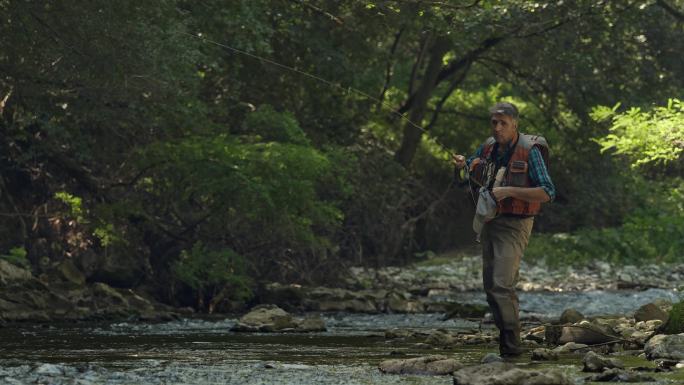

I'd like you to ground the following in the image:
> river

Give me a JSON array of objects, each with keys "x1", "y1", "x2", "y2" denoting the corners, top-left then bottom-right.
[{"x1": 1, "y1": 289, "x2": 683, "y2": 384}]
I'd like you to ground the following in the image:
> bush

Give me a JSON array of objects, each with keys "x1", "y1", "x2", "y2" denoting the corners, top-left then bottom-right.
[
  {"x1": 526, "y1": 178, "x2": 684, "y2": 266},
  {"x1": 0, "y1": 246, "x2": 30, "y2": 268},
  {"x1": 173, "y1": 242, "x2": 252, "y2": 312}
]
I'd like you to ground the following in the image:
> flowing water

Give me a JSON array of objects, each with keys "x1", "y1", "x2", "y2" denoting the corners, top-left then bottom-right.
[{"x1": 1, "y1": 289, "x2": 684, "y2": 385}]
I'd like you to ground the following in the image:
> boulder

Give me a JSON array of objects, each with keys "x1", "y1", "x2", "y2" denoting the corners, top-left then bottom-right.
[
  {"x1": 53, "y1": 259, "x2": 86, "y2": 287},
  {"x1": 0, "y1": 260, "x2": 34, "y2": 286},
  {"x1": 232, "y1": 304, "x2": 297, "y2": 332},
  {"x1": 634, "y1": 303, "x2": 668, "y2": 323},
  {"x1": 582, "y1": 351, "x2": 624, "y2": 372},
  {"x1": 559, "y1": 322, "x2": 618, "y2": 345},
  {"x1": 585, "y1": 368, "x2": 655, "y2": 383},
  {"x1": 531, "y1": 348, "x2": 558, "y2": 361},
  {"x1": 559, "y1": 308, "x2": 584, "y2": 324},
  {"x1": 92, "y1": 282, "x2": 129, "y2": 307},
  {"x1": 452, "y1": 362, "x2": 573, "y2": 385},
  {"x1": 378, "y1": 355, "x2": 462, "y2": 375},
  {"x1": 644, "y1": 334, "x2": 684, "y2": 360},
  {"x1": 230, "y1": 305, "x2": 326, "y2": 332}
]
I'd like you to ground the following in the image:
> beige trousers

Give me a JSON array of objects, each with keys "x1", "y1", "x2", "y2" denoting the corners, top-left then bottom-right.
[{"x1": 481, "y1": 215, "x2": 534, "y2": 350}]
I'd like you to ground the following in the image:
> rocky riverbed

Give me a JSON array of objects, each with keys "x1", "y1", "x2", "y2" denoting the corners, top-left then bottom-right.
[{"x1": 3, "y1": 253, "x2": 684, "y2": 384}]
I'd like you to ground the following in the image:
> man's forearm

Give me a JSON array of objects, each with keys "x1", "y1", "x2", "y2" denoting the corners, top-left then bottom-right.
[{"x1": 492, "y1": 186, "x2": 551, "y2": 203}]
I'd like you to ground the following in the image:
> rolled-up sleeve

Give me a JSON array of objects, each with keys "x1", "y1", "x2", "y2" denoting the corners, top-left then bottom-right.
[{"x1": 528, "y1": 146, "x2": 555, "y2": 202}]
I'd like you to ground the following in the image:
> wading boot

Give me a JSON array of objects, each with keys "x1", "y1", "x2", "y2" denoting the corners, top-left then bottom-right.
[{"x1": 499, "y1": 329, "x2": 524, "y2": 357}]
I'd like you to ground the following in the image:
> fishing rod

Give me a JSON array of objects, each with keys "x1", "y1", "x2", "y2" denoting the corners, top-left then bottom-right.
[{"x1": 181, "y1": 31, "x2": 458, "y2": 159}]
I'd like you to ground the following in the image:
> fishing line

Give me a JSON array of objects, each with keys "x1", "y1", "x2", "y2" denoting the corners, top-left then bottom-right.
[{"x1": 182, "y1": 31, "x2": 456, "y2": 158}]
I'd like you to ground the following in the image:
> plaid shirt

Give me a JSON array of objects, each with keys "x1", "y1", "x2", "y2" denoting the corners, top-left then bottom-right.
[{"x1": 467, "y1": 143, "x2": 556, "y2": 202}]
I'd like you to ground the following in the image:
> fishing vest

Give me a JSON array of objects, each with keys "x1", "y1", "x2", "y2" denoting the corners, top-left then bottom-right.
[{"x1": 474, "y1": 134, "x2": 549, "y2": 216}]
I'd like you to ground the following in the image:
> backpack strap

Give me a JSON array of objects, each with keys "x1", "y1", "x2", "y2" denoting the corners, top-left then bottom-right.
[{"x1": 518, "y1": 134, "x2": 549, "y2": 167}]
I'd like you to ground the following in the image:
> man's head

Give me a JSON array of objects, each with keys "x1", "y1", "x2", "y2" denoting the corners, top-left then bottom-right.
[{"x1": 489, "y1": 102, "x2": 519, "y2": 145}]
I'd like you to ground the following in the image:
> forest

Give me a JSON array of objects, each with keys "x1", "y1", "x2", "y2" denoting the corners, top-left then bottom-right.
[{"x1": 1, "y1": 0, "x2": 683, "y2": 314}]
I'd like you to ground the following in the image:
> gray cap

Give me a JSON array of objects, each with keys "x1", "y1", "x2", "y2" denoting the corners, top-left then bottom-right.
[{"x1": 489, "y1": 102, "x2": 519, "y2": 119}]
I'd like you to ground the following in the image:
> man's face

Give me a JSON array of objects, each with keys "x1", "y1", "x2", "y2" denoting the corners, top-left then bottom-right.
[{"x1": 490, "y1": 113, "x2": 518, "y2": 145}]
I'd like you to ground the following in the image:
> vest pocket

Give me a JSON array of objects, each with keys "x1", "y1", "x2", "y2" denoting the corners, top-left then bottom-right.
[{"x1": 508, "y1": 160, "x2": 528, "y2": 187}]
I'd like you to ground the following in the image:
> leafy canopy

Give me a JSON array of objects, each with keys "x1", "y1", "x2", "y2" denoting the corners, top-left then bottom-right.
[{"x1": 593, "y1": 99, "x2": 684, "y2": 167}]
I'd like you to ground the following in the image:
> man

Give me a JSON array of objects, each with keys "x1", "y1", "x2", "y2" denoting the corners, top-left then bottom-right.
[{"x1": 453, "y1": 102, "x2": 555, "y2": 357}]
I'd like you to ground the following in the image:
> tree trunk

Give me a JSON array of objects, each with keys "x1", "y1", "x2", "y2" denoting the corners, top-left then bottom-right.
[{"x1": 394, "y1": 36, "x2": 451, "y2": 168}]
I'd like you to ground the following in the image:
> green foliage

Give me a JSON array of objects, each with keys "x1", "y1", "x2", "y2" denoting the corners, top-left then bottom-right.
[
  {"x1": 593, "y1": 99, "x2": 684, "y2": 167},
  {"x1": 0, "y1": 246, "x2": 29, "y2": 268},
  {"x1": 173, "y1": 242, "x2": 252, "y2": 303},
  {"x1": 243, "y1": 105, "x2": 310, "y2": 145},
  {"x1": 526, "y1": 178, "x2": 684, "y2": 266},
  {"x1": 55, "y1": 192, "x2": 85, "y2": 222},
  {"x1": 137, "y1": 130, "x2": 347, "y2": 281}
]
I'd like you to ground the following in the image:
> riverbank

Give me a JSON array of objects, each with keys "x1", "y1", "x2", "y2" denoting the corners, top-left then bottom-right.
[{"x1": 2, "y1": 251, "x2": 684, "y2": 323}]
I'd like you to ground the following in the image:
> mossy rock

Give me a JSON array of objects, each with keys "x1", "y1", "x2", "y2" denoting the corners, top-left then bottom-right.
[
  {"x1": 657, "y1": 300, "x2": 684, "y2": 335},
  {"x1": 443, "y1": 303, "x2": 489, "y2": 320}
]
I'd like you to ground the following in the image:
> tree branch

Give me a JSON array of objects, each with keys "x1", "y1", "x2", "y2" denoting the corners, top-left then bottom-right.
[
  {"x1": 425, "y1": 60, "x2": 472, "y2": 131},
  {"x1": 289, "y1": 0, "x2": 344, "y2": 25},
  {"x1": 377, "y1": 27, "x2": 405, "y2": 106},
  {"x1": 399, "y1": 35, "x2": 504, "y2": 114},
  {"x1": 656, "y1": 0, "x2": 684, "y2": 21}
]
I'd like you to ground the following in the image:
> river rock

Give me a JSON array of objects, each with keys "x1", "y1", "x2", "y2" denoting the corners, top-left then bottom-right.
[
  {"x1": 480, "y1": 353, "x2": 504, "y2": 363},
  {"x1": 0, "y1": 260, "x2": 34, "y2": 286},
  {"x1": 443, "y1": 303, "x2": 489, "y2": 320},
  {"x1": 523, "y1": 326, "x2": 545, "y2": 343},
  {"x1": 385, "y1": 328, "x2": 418, "y2": 339},
  {"x1": 559, "y1": 308, "x2": 584, "y2": 324},
  {"x1": 92, "y1": 282, "x2": 129, "y2": 307},
  {"x1": 231, "y1": 305, "x2": 325, "y2": 332},
  {"x1": 634, "y1": 303, "x2": 668, "y2": 323},
  {"x1": 452, "y1": 362, "x2": 573, "y2": 385},
  {"x1": 425, "y1": 330, "x2": 456, "y2": 347},
  {"x1": 317, "y1": 299, "x2": 377, "y2": 313},
  {"x1": 296, "y1": 316, "x2": 326, "y2": 332},
  {"x1": 231, "y1": 304, "x2": 298, "y2": 332},
  {"x1": 378, "y1": 355, "x2": 463, "y2": 375},
  {"x1": 582, "y1": 351, "x2": 624, "y2": 372},
  {"x1": 585, "y1": 368, "x2": 655, "y2": 383},
  {"x1": 387, "y1": 294, "x2": 424, "y2": 313},
  {"x1": 53, "y1": 259, "x2": 86, "y2": 287},
  {"x1": 644, "y1": 334, "x2": 684, "y2": 360},
  {"x1": 531, "y1": 348, "x2": 558, "y2": 361},
  {"x1": 559, "y1": 322, "x2": 617, "y2": 345},
  {"x1": 553, "y1": 342, "x2": 589, "y2": 353}
]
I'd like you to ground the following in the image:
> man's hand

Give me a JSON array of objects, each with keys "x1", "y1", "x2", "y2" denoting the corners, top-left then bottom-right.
[
  {"x1": 492, "y1": 187, "x2": 511, "y2": 201},
  {"x1": 452, "y1": 154, "x2": 466, "y2": 169}
]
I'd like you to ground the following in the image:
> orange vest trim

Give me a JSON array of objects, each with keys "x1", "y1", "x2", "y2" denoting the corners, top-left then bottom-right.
[{"x1": 480, "y1": 134, "x2": 549, "y2": 216}]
